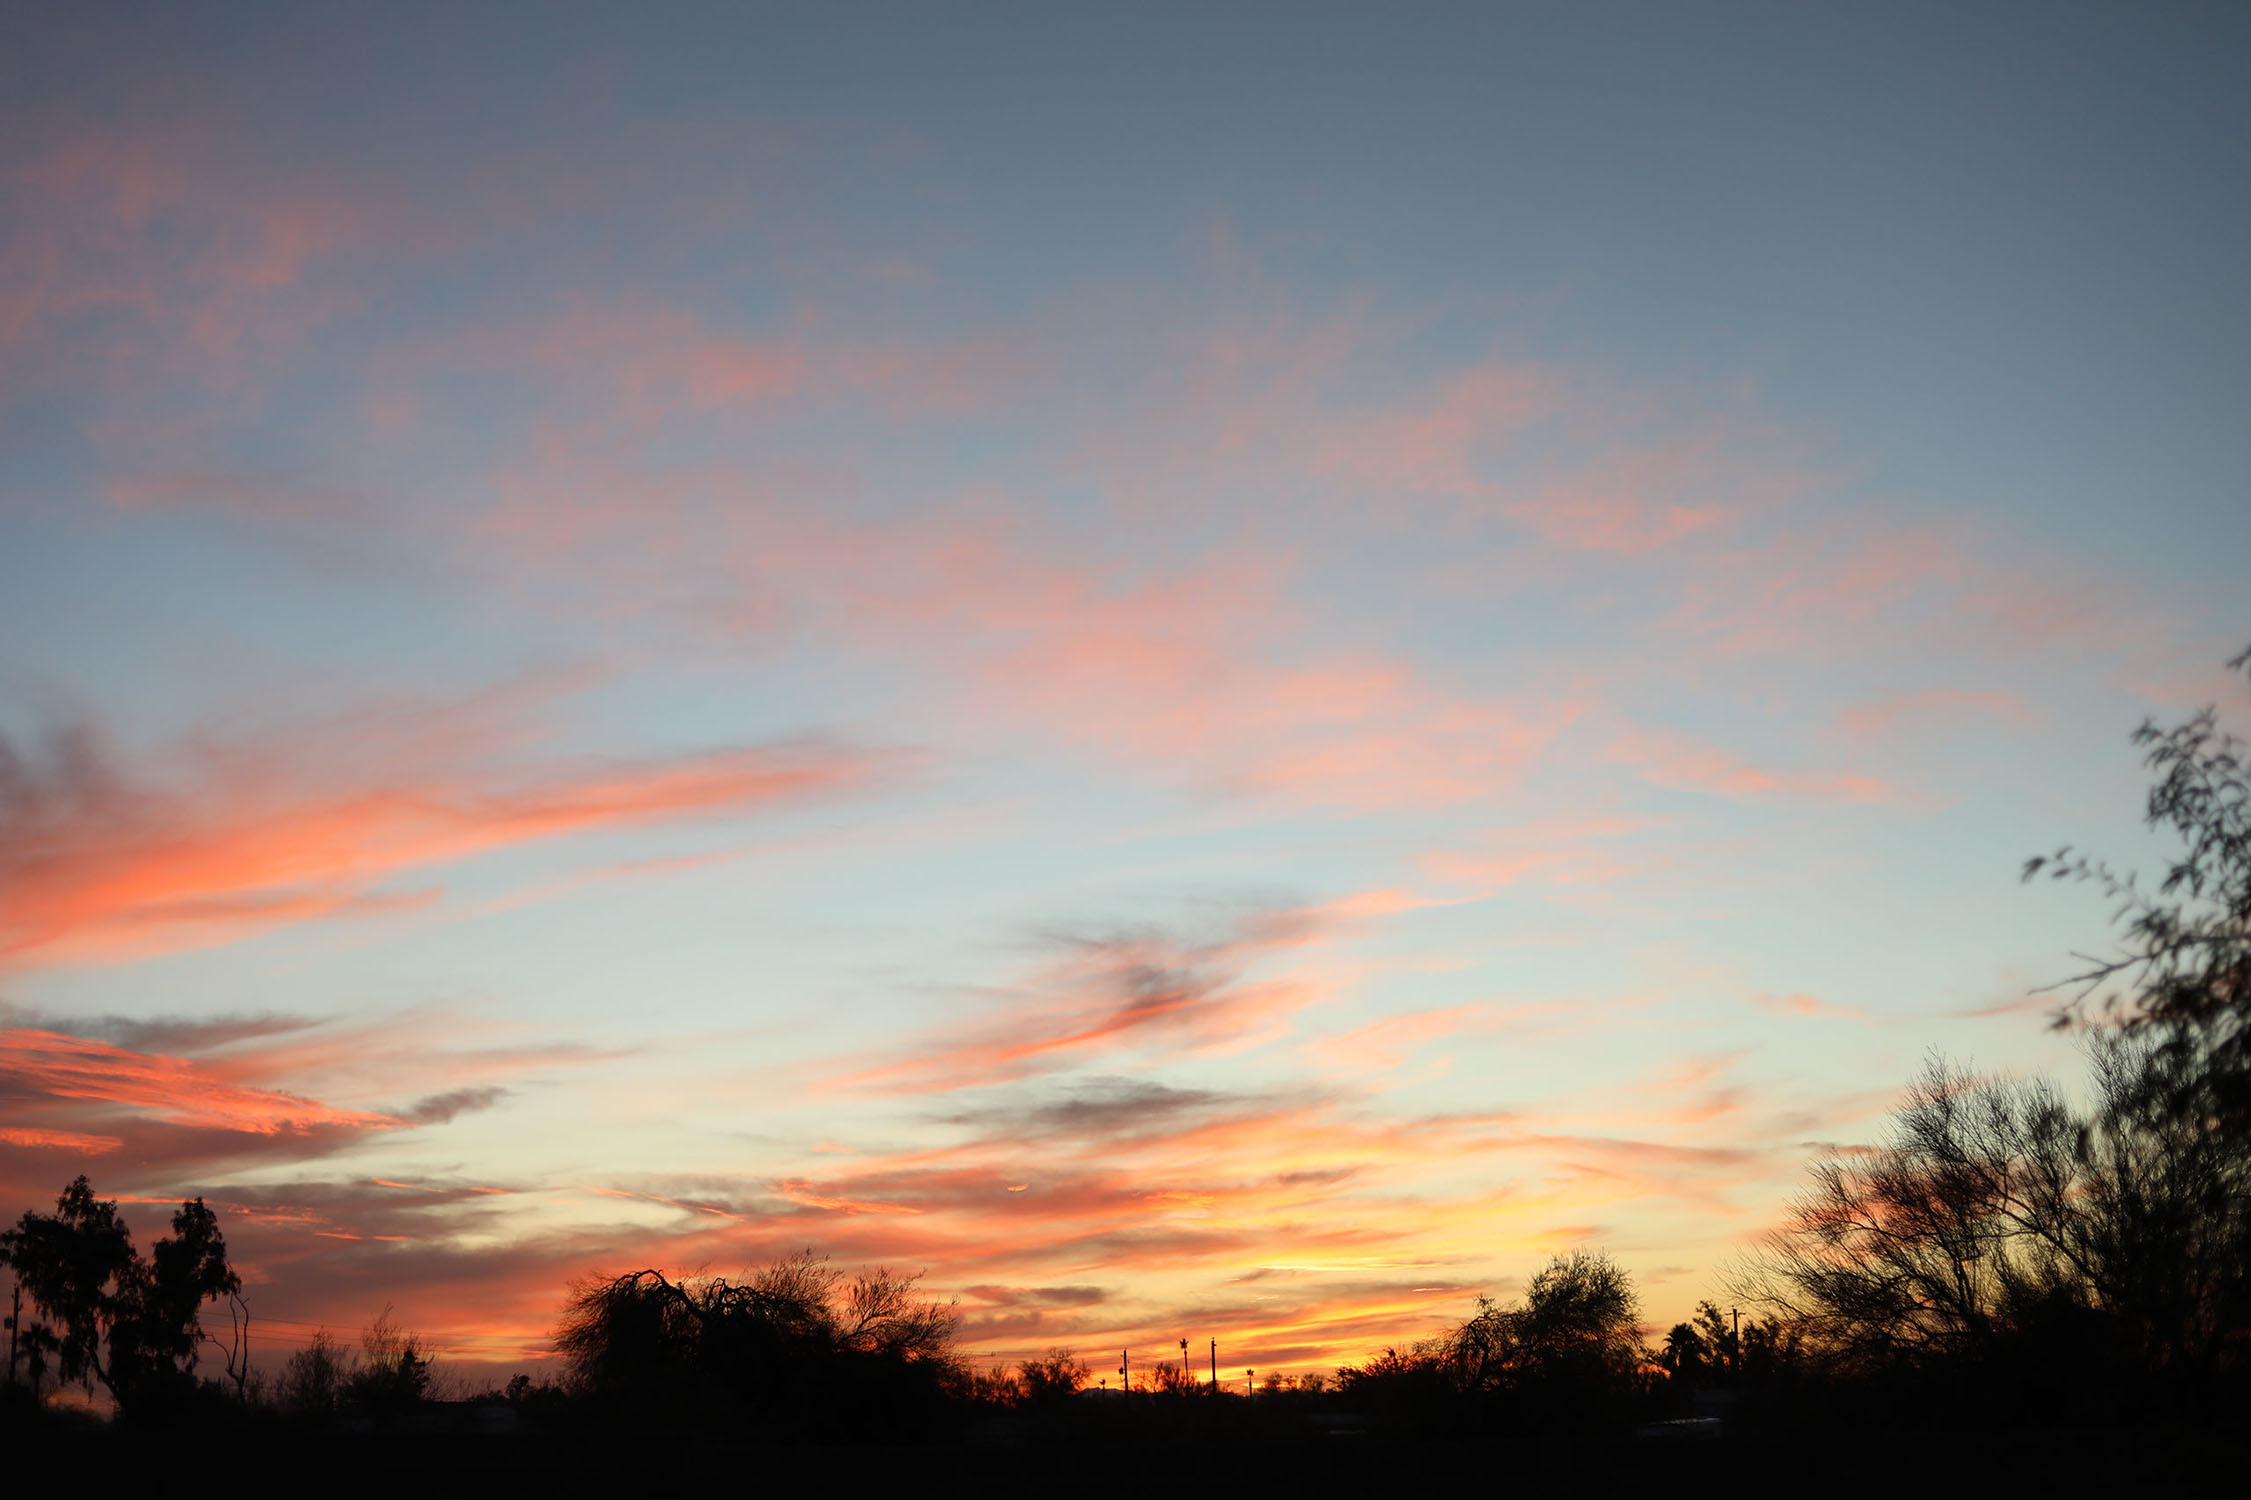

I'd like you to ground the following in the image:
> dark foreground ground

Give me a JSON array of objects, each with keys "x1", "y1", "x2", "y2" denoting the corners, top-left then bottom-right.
[{"x1": 73, "y1": 1426, "x2": 2251, "y2": 1495}]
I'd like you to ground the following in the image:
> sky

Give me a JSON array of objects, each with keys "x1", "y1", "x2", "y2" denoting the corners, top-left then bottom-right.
[{"x1": 2, "y1": 1, "x2": 2247, "y2": 1386}]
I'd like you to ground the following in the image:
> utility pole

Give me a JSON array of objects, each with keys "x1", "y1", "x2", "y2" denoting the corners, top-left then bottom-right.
[
  {"x1": 1120, "y1": 1349, "x2": 1130, "y2": 1394},
  {"x1": 1210, "y1": 1338, "x2": 1217, "y2": 1390},
  {"x1": 1180, "y1": 1337, "x2": 1189, "y2": 1387},
  {"x1": 1731, "y1": 1307, "x2": 1740, "y2": 1378},
  {"x1": 1246, "y1": 1368, "x2": 1254, "y2": 1396},
  {"x1": 7, "y1": 1281, "x2": 18, "y2": 1389}
]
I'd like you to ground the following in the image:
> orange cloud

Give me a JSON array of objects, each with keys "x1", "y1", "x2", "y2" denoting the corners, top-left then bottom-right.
[
  {"x1": 1302, "y1": 1004, "x2": 1562, "y2": 1075},
  {"x1": 0, "y1": 1005, "x2": 628, "y2": 1139},
  {"x1": 11, "y1": 1043, "x2": 1820, "y2": 1380},
  {"x1": 0, "y1": 1125, "x2": 123, "y2": 1153},
  {"x1": 0, "y1": 700, "x2": 890, "y2": 963},
  {"x1": 0, "y1": 1028, "x2": 399, "y2": 1135}
]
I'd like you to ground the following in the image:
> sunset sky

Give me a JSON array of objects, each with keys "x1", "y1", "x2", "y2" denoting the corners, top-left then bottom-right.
[{"x1": 3, "y1": 3, "x2": 2247, "y2": 1385}]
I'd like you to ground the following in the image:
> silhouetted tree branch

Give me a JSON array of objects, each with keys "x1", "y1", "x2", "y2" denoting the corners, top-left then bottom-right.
[{"x1": 2024, "y1": 645, "x2": 2251, "y2": 1103}]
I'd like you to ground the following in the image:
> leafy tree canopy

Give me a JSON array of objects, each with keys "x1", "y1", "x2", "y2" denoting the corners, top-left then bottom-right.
[{"x1": 0, "y1": 1176, "x2": 242, "y2": 1414}]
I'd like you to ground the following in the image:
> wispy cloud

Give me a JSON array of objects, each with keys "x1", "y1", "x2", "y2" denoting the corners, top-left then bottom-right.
[
  {"x1": 0, "y1": 1027, "x2": 399, "y2": 1135},
  {"x1": 1835, "y1": 687, "x2": 2039, "y2": 742},
  {"x1": 1752, "y1": 992, "x2": 1869, "y2": 1023},
  {"x1": 834, "y1": 908, "x2": 1332, "y2": 1094},
  {"x1": 0, "y1": 1005, "x2": 625, "y2": 1280},
  {"x1": 0, "y1": 693, "x2": 895, "y2": 963},
  {"x1": 1605, "y1": 725, "x2": 1889, "y2": 805}
]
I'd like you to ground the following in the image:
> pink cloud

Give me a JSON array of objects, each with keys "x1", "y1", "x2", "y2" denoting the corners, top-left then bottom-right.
[
  {"x1": 1666, "y1": 517, "x2": 1969, "y2": 660},
  {"x1": 1604, "y1": 726, "x2": 1889, "y2": 804},
  {"x1": 393, "y1": 296, "x2": 1041, "y2": 441},
  {"x1": 1836, "y1": 687, "x2": 2039, "y2": 741},
  {"x1": 1310, "y1": 360, "x2": 1814, "y2": 552},
  {"x1": 0, "y1": 121, "x2": 382, "y2": 397},
  {"x1": 801, "y1": 516, "x2": 1582, "y2": 810},
  {"x1": 1302, "y1": 1005, "x2": 1490, "y2": 1073},
  {"x1": 103, "y1": 470, "x2": 366, "y2": 523},
  {"x1": 426, "y1": 301, "x2": 804, "y2": 424},
  {"x1": 1418, "y1": 813, "x2": 1662, "y2": 895},
  {"x1": 471, "y1": 441, "x2": 1583, "y2": 811},
  {"x1": 1313, "y1": 362, "x2": 1559, "y2": 497}
]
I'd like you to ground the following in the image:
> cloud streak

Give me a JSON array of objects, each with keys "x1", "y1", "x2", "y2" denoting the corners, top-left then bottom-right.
[
  {"x1": 0, "y1": 1027, "x2": 399, "y2": 1135},
  {"x1": 0, "y1": 698, "x2": 895, "y2": 963},
  {"x1": 835, "y1": 909, "x2": 1334, "y2": 1094}
]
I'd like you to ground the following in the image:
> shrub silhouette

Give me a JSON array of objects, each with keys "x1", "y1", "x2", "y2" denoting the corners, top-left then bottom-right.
[
  {"x1": 346, "y1": 1307, "x2": 439, "y2": 1410},
  {"x1": 554, "y1": 1251, "x2": 960, "y2": 1437},
  {"x1": 277, "y1": 1329, "x2": 354, "y2": 1419}
]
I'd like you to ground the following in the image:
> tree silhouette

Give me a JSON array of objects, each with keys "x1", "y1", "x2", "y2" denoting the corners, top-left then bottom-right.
[
  {"x1": 1014, "y1": 1348, "x2": 1088, "y2": 1402},
  {"x1": 1741, "y1": 1033, "x2": 2248, "y2": 1408},
  {"x1": 277, "y1": 1329, "x2": 354, "y2": 1418},
  {"x1": 1729, "y1": 650, "x2": 2251, "y2": 1426},
  {"x1": 1657, "y1": 1321, "x2": 1707, "y2": 1385},
  {"x1": 1689, "y1": 1301, "x2": 1738, "y2": 1380},
  {"x1": 1738, "y1": 1056, "x2": 2081, "y2": 1373},
  {"x1": 2027, "y1": 645, "x2": 2251, "y2": 1112},
  {"x1": 0, "y1": 1177, "x2": 133, "y2": 1395},
  {"x1": 116, "y1": 1196, "x2": 243, "y2": 1400},
  {"x1": 1450, "y1": 1249, "x2": 1646, "y2": 1396},
  {"x1": 346, "y1": 1306, "x2": 438, "y2": 1409},
  {"x1": 553, "y1": 1250, "x2": 960, "y2": 1435},
  {"x1": 0, "y1": 1177, "x2": 242, "y2": 1417}
]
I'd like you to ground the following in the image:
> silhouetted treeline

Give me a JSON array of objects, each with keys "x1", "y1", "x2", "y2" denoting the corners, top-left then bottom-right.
[{"x1": 6, "y1": 650, "x2": 2251, "y2": 1468}]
